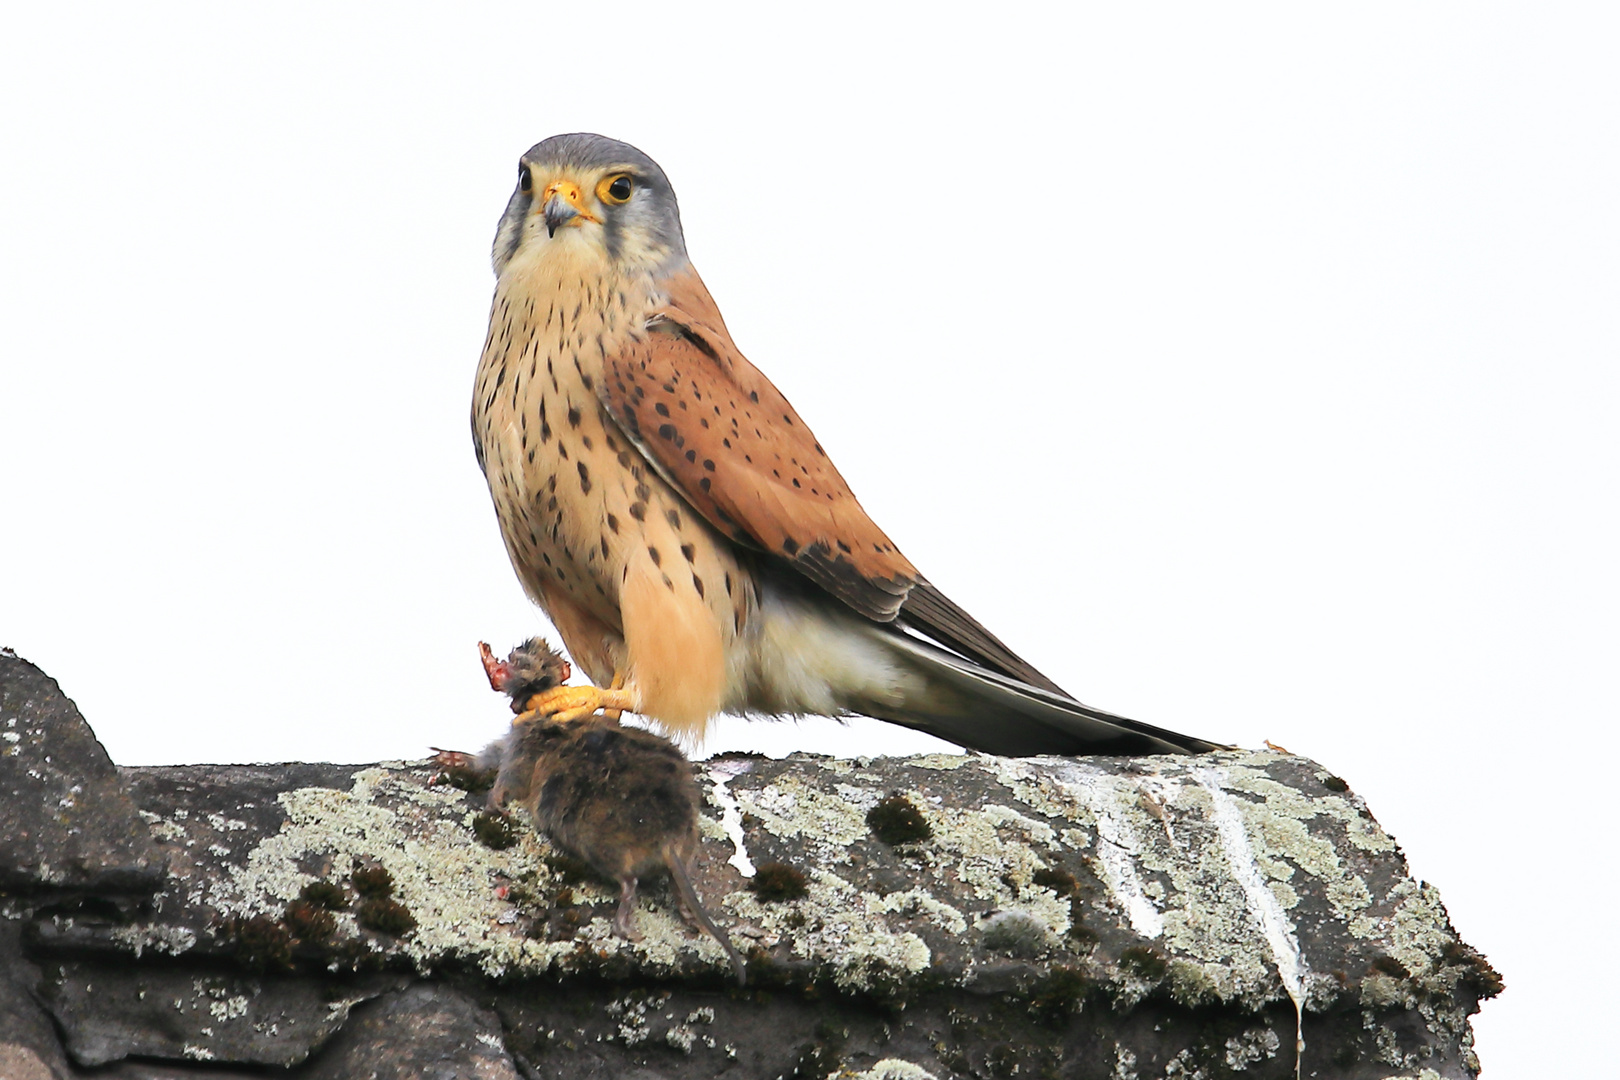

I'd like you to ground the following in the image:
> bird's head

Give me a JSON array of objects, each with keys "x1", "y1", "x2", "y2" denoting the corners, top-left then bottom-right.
[{"x1": 492, "y1": 133, "x2": 687, "y2": 278}]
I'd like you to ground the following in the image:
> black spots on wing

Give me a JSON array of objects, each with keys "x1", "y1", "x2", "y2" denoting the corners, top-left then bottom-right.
[
  {"x1": 617, "y1": 451, "x2": 632, "y2": 467},
  {"x1": 600, "y1": 537, "x2": 610, "y2": 559},
  {"x1": 629, "y1": 502, "x2": 647, "y2": 521},
  {"x1": 722, "y1": 438, "x2": 732, "y2": 449},
  {"x1": 581, "y1": 373, "x2": 594, "y2": 391},
  {"x1": 699, "y1": 477, "x2": 711, "y2": 493},
  {"x1": 567, "y1": 405, "x2": 581, "y2": 427},
  {"x1": 655, "y1": 402, "x2": 670, "y2": 417},
  {"x1": 723, "y1": 573, "x2": 733, "y2": 597},
  {"x1": 657, "y1": 423, "x2": 677, "y2": 441},
  {"x1": 792, "y1": 478, "x2": 801, "y2": 488},
  {"x1": 703, "y1": 459, "x2": 715, "y2": 472},
  {"x1": 782, "y1": 413, "x2": 793, "y2": 426},
  {"x1": 749, "y1": 391, "x2": 759, "y2": 403},
  {"x1": 577, "y1": 462, "x2": 591, "y2": 494},
  {"x1": 606, "y1": 513, "x2": 620, "y2": 534},
  {"x1": 604, "y1": 432, "x2": 619, "y2": 452},
  {"x1": 662, "y1": 574, "x2": 674, "y2": 591},
  {"x1": 685, "y1": 449, "x2": 697, "y2": 463},
  {"x1": 691, "y1": 574, "x2": 705, "y2": 598},
  {"x1": 780, "y1": 537, "x2": 800, "y2": 556},
  {"x1": 837, "y1": 540, "x2": 852, "y2": 554},
  {"x1": 680, "y1": 543, "x2": 696, "y2": 563},
  {"x1": 526, "y1": 449, "x2": 535, "y2": 463},
  {"x1": 558, "y1": 442, "x2": 569, "y2": 461},
  {"x1": 814, "y1": 442, "x2": 826, "y2": 456},
  {"x1": 666, "y1": 508, "x2": 682, "y2": 529},
  {"x1": 539, "y1": 400, "x2": 552, "y2": 443},
  {"x1": 648, "y1": 546, "x2": 661, "y2": 566}
]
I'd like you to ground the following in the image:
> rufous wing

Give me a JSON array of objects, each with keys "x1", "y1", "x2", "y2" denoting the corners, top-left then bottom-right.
[{"x1": 597, "y1": 267, "x2": 917, "y2": 622}]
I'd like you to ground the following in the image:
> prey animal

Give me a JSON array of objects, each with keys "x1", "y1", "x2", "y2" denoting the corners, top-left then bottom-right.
[
  {"x1": 471, "y1": 132, "x2": 1224, "y2": 756},
  {"x1": 438, "y1": 638, "x2": 746, "y2": 985}
]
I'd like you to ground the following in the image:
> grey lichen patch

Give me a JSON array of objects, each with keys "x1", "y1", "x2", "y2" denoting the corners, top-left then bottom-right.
[
  {"x1": 726, "y1": 868, "x2": 932, "y2": 991},
  {"x1": 110, "y1": 923, "x2": 197, "y2": 958},
  {"x1": 900, "y1": 754, "x2": 970, "y2": 771},
  {"x1": 84, "y1": 748, "x2": 1484, "y2": 1036},
  {"x1": 979, "y1": 909, "x2": 1051, "y2": 958},
  {"x1": 733, "y1": 775, "x2": 872, "y2": 860},
  {"x1": 838, "y1": 1059, "x2": 940, "y2": 1080},
  {"x1": 204, "y1": 768, "x2": 592, "y2": 978}
]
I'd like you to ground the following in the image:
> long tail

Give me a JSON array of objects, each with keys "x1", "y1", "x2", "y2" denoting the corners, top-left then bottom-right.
[
  {"x1": 667, "y1": 854, "x2": 746, "y2": 987},
  {"x1": 854, "y1": 624, "x2": 1229, "y2": 757}
]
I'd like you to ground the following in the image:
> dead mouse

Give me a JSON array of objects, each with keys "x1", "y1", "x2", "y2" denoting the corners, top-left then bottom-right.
[
  {"x1": 479, "y1": 637, "x2": 571, "y2": 713},
  {"x1": 430, "y1": 638, "x2": 571, "y2": 794},
  {"x1": 487, "y1": 713, "x2": 746, "y2": 986}
]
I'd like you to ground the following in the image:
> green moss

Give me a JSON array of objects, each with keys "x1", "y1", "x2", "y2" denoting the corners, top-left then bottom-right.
[
  {"x1": 1029, "y1": 967, "x2": 1091, "y2": 1025},
  {"x1": 1369, "y1": 954, "x2": 1411, "y2": 980},
  {"x1": 226, "y1": 914, "x2": 293, "y2": 972},
  {"x1": 283, "y1": 899, "x2": 336, "y2": 943},
  {"x1": 298, "y1": 880, "x2": 349, "y2": 911},
  {"x1": 1119, "y1": 945, "x2": 1168, "y2": 982},
  {"x1": 1030, "y1": 866, "x2": 1078, "y2": 897},
  {"x1": 357, "y1": 897, "x2": 417, "y2": 936},
  {"x1": 748, "y1": 861, "x2": 810, "y2": 903},
  {"x1": 866, "y1": 794, "x2": 932, "y2": 845},
  {"x1": 351, "y1": 863, "x2": 395, "y2": 899},
  {"x1": 472, "y1": 811, "x2": 518, "y2": 851}
]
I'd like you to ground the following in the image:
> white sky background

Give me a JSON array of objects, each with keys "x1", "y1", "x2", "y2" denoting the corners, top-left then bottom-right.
[{"x1": 2, "y1": 4, "x2": 1615, "y2": 1074}]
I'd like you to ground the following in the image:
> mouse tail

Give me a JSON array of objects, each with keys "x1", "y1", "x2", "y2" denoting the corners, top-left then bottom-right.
[{"x1": 668, "y1": 854, "x2": 746, "y2": 987}]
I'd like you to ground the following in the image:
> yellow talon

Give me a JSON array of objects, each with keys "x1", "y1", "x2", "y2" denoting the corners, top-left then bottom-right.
[{"x1": 518, "y1": 681, "x2": 635, "y2": 724}]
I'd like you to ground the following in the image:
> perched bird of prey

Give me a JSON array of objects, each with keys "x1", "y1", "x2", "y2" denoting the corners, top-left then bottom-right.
[{"x1": 472, "y1": 133, "x2": 1220, "y2": 756}]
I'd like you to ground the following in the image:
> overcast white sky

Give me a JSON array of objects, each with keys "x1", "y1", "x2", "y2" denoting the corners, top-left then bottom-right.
[{"x1": 3, "y1": 4, "x2": 1615, "y2": 1075}]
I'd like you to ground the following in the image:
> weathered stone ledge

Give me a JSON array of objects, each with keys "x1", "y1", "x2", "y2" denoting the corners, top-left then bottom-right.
[{"x1": 1, "y1": 650, "x2": 1500, "y2": 1078}]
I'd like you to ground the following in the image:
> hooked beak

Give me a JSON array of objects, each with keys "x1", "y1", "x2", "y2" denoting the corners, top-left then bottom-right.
[{"x1": 540, "y1": 179, "x2": 599, "y2": 237}]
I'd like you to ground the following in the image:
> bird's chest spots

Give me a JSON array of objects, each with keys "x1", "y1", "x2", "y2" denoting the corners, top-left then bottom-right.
[
  {"x1": 473, "y1": 261, "x2": 752, "y2": 650},
  {"x1": 476, "y1": 297, "x2": 632, "y2": 594}
]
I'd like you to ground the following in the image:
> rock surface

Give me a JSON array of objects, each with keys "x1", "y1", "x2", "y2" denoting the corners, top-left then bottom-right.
[{"x1": 0, "y1": 650, "x2": 1501, "y2": 1078}]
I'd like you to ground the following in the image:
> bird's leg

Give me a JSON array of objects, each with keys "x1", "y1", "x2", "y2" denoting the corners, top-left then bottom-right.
[
  {"x1": 519, "y1": 671, "x2": 635, "y2": 724},
  {"x1": 601, "y1": 670, "x2": 627, "y2": 722},
  {"x1": 613, "y1": 875, "x2": 643, "y2": 941}
]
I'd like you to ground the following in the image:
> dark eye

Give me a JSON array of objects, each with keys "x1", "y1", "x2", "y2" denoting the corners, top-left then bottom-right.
[
  {"x1": 598, "y1": 174, "x2": 634, "y2": 205},
  {"x1": 518, "y1": 165, "x2": 532, "y2": 194}
]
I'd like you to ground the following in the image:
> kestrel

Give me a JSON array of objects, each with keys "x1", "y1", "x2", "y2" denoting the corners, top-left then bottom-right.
[{"x1": 472, "y1": 134, "x2": 1220, "y2": 755}]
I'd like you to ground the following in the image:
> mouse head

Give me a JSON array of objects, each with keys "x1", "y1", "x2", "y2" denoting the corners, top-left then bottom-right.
[{"x1": 478, "y1": 638, "x2": 572, "y2": 712}]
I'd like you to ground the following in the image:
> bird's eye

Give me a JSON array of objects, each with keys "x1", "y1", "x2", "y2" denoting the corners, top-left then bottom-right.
[
  {"x1": 518, "y1": 165, "x2": 532, "y2": 194},
  {"x1": 598, "y1": 174, "x2": 634, "y2": 205}
]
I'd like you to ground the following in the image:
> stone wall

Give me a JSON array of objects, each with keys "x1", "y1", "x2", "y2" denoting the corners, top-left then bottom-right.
[{"x1": 0, "y1": 650, "x2": 1500, "y2": 1078}]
